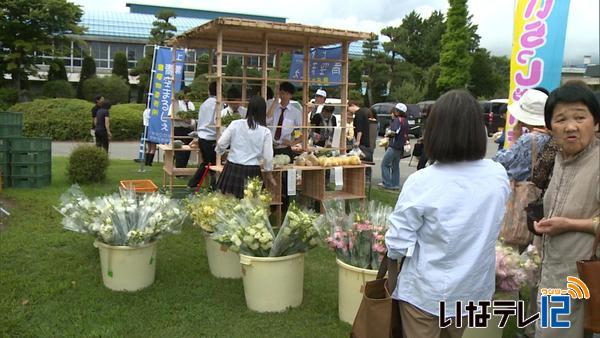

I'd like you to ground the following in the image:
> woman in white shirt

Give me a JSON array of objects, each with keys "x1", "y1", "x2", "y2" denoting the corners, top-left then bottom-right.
[
  {"x1": 215, "y1": 95, "x2": 274, "y2": 198},
  {"x1": 385, "y1": 90, "x2": 511, "y2": 338}
]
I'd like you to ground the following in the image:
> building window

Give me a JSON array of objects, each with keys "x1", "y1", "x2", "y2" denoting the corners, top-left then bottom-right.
[{"x1": 90, "y1": 41, "x2": 110, "y2": 69}]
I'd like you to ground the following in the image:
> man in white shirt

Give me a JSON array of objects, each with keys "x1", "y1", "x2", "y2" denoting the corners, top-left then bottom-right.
[
  {"x1": 309, "y1": 88, "x2": 326, "y2": 120},
  {"x1": 221, "y1": 86, "x2": 247, "y2": 118},
  {"x1": 266, "y1": 81, "x2": 302, "y2": 159},
  {"x1": 188, "y1": 81, "x2": 217, "y2": 188}
]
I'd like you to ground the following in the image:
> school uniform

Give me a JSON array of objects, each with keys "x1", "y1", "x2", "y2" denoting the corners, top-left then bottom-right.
[{"x1": 215, "y1": 119, "x2": 273, "y2": 198}]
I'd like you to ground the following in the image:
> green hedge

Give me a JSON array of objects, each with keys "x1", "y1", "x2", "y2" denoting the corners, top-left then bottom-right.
[{"x1": 8, "y1": 98, "x2": 145, "y2": 141}]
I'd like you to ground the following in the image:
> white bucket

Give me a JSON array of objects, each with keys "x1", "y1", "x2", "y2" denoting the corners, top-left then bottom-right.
[
  {"x1": 205, "y1": 235, "x2": 242, "y2": 279},
  {"x1": 462, "y1": 291, "x2": 519, "y2": 338},
  {"x1": 94, "y1": 240, "x2": 157, "y2": 291},
  {"x1": 337, "y1": 258, "x2": 379, "y2": 324},
  {"x1": 240, "y1": 253, "x2": 304, "y2": 312}
]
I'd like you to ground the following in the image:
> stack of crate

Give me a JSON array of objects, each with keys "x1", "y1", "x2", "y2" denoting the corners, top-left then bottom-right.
[
  {"x1": 1, "y1": 111, "x2": 23, "y2": 188},
  {"x1": 0, "y1": 112, "x2": 52, "y2": 188}
]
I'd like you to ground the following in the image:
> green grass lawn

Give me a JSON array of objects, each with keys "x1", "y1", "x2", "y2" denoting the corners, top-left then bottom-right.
[{"x1": 0, "y1": 158, "x2": 519, "y2": 337}]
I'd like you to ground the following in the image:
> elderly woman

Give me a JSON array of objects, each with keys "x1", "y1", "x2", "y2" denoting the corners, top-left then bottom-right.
[
  {"x1": 385, "y1": 90, "x2": 510, "y2": 338},
  {"x1": 534, "y1": 84, "x2": 599, "y2": 338},
  {"x1": 493, "y1": 88, "x2": 550, "y2": 182}
]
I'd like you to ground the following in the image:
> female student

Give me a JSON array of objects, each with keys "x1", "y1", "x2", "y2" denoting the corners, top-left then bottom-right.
[{"x1": 215, "y1": 95, "x2": 274, "y2": 198}]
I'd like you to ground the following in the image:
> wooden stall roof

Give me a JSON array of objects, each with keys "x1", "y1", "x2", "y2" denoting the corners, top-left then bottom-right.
[{"x1": 167, "y1": 17, "x2": 373, "y2": 51}]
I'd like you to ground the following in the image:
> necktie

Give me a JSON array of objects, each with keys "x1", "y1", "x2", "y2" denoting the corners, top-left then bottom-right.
[{"x1": 274, "y1": 107, "x2": 286, "y2": 140}]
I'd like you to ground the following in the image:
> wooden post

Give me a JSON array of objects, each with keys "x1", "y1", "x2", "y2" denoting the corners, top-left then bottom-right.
[
  {"x1": 341, "y1": 40, "x2": 349, "y2": 154},
  {"x1": 215, "y1": 29, "x2": 223, "y2": 166},
  {"x1": 302, "y1": 37, "x2": 310, "y2": 152},
  {"x1": 242, "y1": 55, "x2": 248, "y2": 104},
  {"x1": 261, "y1": 33, "x2": 269, "y2": 100}
]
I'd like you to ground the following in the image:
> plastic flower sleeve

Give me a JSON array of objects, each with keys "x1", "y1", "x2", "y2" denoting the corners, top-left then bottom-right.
[
  {"x1": 269, "y1": 202, "x2": 318, "y2": 257},
  {"x1": 56, "y1": 185, "x2": 185, "y2": 247},
  {"x1": 216, "y1": 199, "x2": 274, "y2": 257}
]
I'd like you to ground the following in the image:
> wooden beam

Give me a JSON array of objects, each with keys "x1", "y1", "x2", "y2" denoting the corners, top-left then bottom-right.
[
  {"x1": 302, "y1": 37, "x2": 310, "y2": 152},
  {"x1": 215, "y1": 29, "x2": 223, "y2": 166},
  {"x1": 341, "y1": 40, "x2": 350, "y2": 154}
]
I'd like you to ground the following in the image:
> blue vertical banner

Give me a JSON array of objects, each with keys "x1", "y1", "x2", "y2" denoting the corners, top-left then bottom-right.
[
  {"x1": 147, "y1": 46, "x2": 186, "y2": 144},
  {"x1": 504, "y1": 0, "x2": 571, "y2": 145},
  {"x1": 288, "y1": 46, "x2": 343, "y2": 86}
]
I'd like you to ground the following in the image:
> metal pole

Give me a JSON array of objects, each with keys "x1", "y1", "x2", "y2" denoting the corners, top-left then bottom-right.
[{"x1": 139, "y1": 45, "x2": 159, "y2": 172}]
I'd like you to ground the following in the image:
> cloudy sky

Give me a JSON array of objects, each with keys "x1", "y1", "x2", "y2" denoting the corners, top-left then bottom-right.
[{"x1": 72, "y1": 0, "x2": 599, "y2": 64}]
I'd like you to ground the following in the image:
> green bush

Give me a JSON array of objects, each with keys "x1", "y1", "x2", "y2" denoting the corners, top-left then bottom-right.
[
  {"x1": 0, "y1": 87, "x2": 19, "y2": 111},
  {"x1": 47, "y1": 59, "x2": 68, "y2": 81},
  {"x1": 112, "y1": 52, "x2": 129, "y2": 80},
  {"x1": 110, "y1": 103, "x2": 145, "y2": 140},
  {"x1": 67, "y1": 144, "x2": 109, "y2": 184},
  {"x1": 8, "y1": 99, "x2": 144, "y2": 141},
  {"x1": 42, "y1": 80, "x2": 75, "y2": 98},
  {"x1": 77, "y1": 55, "x2": 96, "y2": 98},
  {"x1": 82, "y1": 75, "x2": 130, "y2": 104}
]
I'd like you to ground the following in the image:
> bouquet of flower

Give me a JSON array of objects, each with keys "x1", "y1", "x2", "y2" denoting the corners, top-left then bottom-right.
[
  {"x1": 318, "y1": 200, "x2": 392, "y2": 270},
  {"x1": 212, "y1": 199, "x2": 274, "y2": 257},
  {"x1": 184, "y1": 192, "x2": 237, "y2": 233},
  {"x1": 56, "y1": 185, "x2": 185, "y2": 246},
  {"x1": 269, "y1": 202, "x2": 318, "y2": 257},
  {"x1": 243, "y1": 177, "x2": 271, "y2": 210},
  {"x1": 495, "y1": 243, "x2": 541, "y2": 292}
]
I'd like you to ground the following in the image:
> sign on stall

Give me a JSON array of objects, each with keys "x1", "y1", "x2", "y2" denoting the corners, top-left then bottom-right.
[
  {"x1": 288, "y1": 46, "x2": 343, "y2": 86},
  {"x1": 147, "y1": 46, "x2": 186, "y2": 144}
]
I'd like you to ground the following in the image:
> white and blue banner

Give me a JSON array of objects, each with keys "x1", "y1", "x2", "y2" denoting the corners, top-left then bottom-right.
[
  {"x1": 288, "y1": 46, "x2": 343, "y2": 86},
  {"x1": 147, "y1": 46, "x2": 186, "y2": 144}
]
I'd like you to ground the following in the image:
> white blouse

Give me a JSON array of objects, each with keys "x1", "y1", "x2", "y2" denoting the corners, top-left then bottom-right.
[
  {"x1": 216, "y1": 119, "x2": 273, "y2": 171},
  {"x1": 385, "y1": 159, "x2": 510, "y2": 317}
]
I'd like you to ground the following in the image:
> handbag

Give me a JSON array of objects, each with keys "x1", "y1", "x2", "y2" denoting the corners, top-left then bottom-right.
[
  {"x1": 351, "y1": 256, "x2": 404, "y2": 338},
  {"x1": 525, "y1": 196, "x2": 543, "y2": 236},
  {"x1": 576, "y1": 224, "x2": 600, "y2": 333},
  {"x1": 499, "y1": 137, "x2": 541, "y2": 246}
]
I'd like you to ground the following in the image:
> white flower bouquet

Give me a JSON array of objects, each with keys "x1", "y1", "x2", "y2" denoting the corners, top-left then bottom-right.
[
  {"x1": 212, "y1": 199, "x2": 274, "y2": 257},
  {"x1": 243, "y1": 177, "x2": 271, "y2": 210},
  {"x1": 184, "y1": 192, "x2": 238, "y2": 233},
  {"x1": 57, "y1": 185, "x2": 185, "y2": 246},
  {"x1": 269, "y1": 202, "x2": 319, "y2": 257}
]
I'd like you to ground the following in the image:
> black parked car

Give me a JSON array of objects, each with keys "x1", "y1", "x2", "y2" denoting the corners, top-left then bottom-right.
[
  {"x1": 370, "y1": 102, "x2": 423, "y2": 137},
  {"x1": 480, "y1": 99, "x2": 508, "y2": 136}
]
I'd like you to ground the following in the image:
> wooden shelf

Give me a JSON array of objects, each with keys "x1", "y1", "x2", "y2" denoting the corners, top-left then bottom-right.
[{"x1": 323, "y1": 191, "x2": 366, "y2": 200}]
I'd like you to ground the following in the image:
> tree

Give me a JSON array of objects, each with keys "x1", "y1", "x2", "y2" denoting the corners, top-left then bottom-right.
[
  {"x1": 77, "y1": 55, "x2": 96, "y2": 98},
  {"x1": 131, "y1": 11, "x2": 178, "y2": 103},
  {"x1": 491, "y1": 55, "x2": 510, "y2": 98},
  {"x1": 82, "y1": 75, "x2": 130, "y2": 104},
  {"x1": 149, "y1": 10, "x2": 177, "y2": 45},
  {"x1": 381, "y1": 26, "x2": 403, "y2": 76},
  {"x1": 112, "y1": 52, "x2": 129, "y2": 81},
  {"x1": 0, "y1": 0, "x2": 84, "y2": 94},
  {"x1": 437, "y1": 0, "x2": 474, "y2": 93},
  {"x1": 194, "y1": 53, "x2": 209, "y2": 78},
  {"x1": 42, "y1": 80, "x2": 75, "y2": 98},
  {"x1": 468, "y1": 48, "x2": 498, "y2": 98},
  {"x1": 362, "y1": 35, "x2": 389, "y2": 106},
  {"x1": 47, "y1": 59, "x2": 68, "y2": 81},
  {"x1": 390, "y1": 81, "x2": 425, "y2": 104}
]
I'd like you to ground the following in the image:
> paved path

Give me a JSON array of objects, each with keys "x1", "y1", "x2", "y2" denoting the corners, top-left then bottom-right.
[{"x1": 53, "y1": 138, "x2": 499, "y2": 186}]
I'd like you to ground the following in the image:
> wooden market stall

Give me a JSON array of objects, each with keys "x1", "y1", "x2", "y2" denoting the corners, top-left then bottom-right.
[{"x1": 166, "y1": 17, "x2": 372, "y2": 222}]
